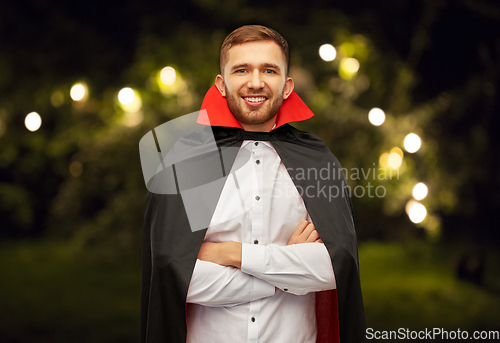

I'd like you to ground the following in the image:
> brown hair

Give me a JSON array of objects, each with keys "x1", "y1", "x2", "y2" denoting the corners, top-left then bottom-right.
[{"x1": 220, "y1": 25, "x2": 290, "y2": 76}]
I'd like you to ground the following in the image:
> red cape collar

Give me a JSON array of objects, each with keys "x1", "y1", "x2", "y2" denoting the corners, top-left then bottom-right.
[{"x1": 197, "y1": 85, "x2": 314, "y2": 130}]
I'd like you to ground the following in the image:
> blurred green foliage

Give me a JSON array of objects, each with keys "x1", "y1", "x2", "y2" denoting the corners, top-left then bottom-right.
[{"x1": 0, "y1": 1, "x2": 499, "y2": 255}]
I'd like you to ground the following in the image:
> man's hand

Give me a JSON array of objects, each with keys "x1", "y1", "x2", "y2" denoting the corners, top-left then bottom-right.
[
  {"x1": 197, "y1": 241, "x2": 242, "y2": 269},
  {"x1": 287, "y1": 220, "x2": 323, "y2": 245}
]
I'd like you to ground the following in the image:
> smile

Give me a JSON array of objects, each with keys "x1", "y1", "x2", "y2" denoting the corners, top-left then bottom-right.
[{"x1": 242, "y1": 96, "x2": 268, "y2": 106}]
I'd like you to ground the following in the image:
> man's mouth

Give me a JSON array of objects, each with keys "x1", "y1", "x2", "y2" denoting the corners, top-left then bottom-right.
[{"x1": 242, "y1": 96, "x2": 268, "y2": 106}]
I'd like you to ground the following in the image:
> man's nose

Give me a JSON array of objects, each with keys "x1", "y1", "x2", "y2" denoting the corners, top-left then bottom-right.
[{"x1": 247, "y1": 70, "x2": 264, "y2": 89}]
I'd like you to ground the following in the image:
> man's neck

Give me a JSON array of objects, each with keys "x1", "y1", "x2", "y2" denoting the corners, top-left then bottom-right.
[{"x1": 239, "y1": 118, "x2": 277, "y2": 132}]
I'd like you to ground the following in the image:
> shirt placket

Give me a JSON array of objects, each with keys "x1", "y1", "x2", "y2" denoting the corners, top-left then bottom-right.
[{"x1": 248, "y1": 141, "x2": 264, "y2": 343}]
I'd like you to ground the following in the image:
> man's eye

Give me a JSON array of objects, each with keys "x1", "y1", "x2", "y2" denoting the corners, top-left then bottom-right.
[
  {"x1": 236, "y1": 69, "x2": 246, "y2": 73},
  {"x1": 265, "y1": 69, "x2": 276, "y2": 74}
]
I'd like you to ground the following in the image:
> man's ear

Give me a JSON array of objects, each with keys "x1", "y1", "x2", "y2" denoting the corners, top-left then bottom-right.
[
  {"x1": 283, "y1": 77, "x2": 294, "y2": 100},
  {"x1": 215, "y1": 75, "x2": 226, "y2": 97}
]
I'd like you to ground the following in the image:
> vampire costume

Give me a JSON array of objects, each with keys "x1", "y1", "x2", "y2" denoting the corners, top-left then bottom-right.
[{"x1": 139, "y1": 85, "x2": 366, "y2": 343}]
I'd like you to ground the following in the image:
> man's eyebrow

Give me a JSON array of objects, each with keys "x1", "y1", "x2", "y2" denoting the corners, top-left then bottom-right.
[
  {"x1": 230, "y1": 63, "x2": 281, "y2": 71},
  {"x1": 261, "y1": 63, "x2": 280, "y2": 70},
  {"x1": 230, "y1": 63, "x2": 250, "y2": 71}
]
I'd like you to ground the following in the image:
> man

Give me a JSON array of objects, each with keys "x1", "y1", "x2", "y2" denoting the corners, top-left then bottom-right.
[{"x1": 140, "y1": 25, "x2": 365, "y2": 343}]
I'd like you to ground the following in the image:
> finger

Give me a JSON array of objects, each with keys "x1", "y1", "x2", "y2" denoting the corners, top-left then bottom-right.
[
  {"x1": 306, "y1": 229, "x2": 320, "y2": 242},
  {"x1": 291, "y1": 220, "x2": 310, "y2": 238},
  {"x1": 299, "y1": 223, "x2": 315, "y2": 241},
  {"x1": 315, "y1": 238, "x2": 323, "y2": 243}
]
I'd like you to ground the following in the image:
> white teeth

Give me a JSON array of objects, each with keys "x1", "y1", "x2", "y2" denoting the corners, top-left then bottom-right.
[{"x1": 244, "y1": 97, "x2": 266, "y2": 102}]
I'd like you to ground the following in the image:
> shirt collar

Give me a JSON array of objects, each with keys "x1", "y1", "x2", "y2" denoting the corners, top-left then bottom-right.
[
  {"x1": 196, "y1": 85, "x2": 314, "y2": 130},
  {"x1": 240, "y1": 139, "x2": 275, "y2": 150}
]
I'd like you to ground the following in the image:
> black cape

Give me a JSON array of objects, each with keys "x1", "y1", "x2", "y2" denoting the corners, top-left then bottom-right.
[{"x1": 140, "y1": 123, "x2": 366, "y2": 343}]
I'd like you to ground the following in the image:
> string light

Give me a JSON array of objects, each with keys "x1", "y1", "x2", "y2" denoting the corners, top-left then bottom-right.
[
  {"x1": 408, "y1": 202, "x2": 427, "y2": 223},
  {"x1": 70, "y1": 83, "x2": 88, "y2": 101},
  {"x1": 404, "y1": 133, "x2": 422, "y2": 153},
  {"x1": 118, "y1": 87, "x2": 135, "y2": 105},
  {"x1": 160, "y1": 67, "x2": 176, "y2": 85},
  {"x1": 25, "y1": 112, "x2": 42, "y2": 132},
  {"x1": 319, "y1": 44, "x2": 337, "y2": 61},
  {"x1": 413, "y1": 182, "x2": 428, "y2": 200},
  {"x1": 368, "y1": 108, "x2": 385, "y2": 126},
  {"x1": 343, "y1": 58, "x2": 360, "y2": 73},
  {"x1": 388, "y1": 147, "x2": 403, "y2": 169}
]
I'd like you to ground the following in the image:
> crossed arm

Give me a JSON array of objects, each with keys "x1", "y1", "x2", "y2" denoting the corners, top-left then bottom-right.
[{"x1": 186, "y1": 220, "x2": 336, "y2": 307}]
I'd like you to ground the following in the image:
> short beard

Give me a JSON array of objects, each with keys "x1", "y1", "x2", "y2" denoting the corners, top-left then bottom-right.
[{"x1": 225, "y1": 85, "x2": 284, "y2": 126}]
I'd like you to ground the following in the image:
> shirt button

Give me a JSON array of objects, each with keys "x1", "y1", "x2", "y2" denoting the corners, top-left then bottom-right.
[
  {"x1": 284, "y1": 288, "x2": 288, "y2": 292},
  {"x1": 254, "y1": 239, "x2": 259, "y2": 244},
  {"x1": 251, "y1": 317, "x2": 256, "y2": 322},
  {"x1": 255, "y1": 195, "x2": 260, "y2": 201},
  {"x1": 254, "y1": 142, "x2": 259, "y2": 146},
  {"x1": 255, "y1": 159, "x2": 260, "y2": 165}
]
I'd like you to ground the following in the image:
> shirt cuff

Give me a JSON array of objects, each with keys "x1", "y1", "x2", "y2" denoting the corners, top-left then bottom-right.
[{"x1": 241, "y1": 243, "x2": 268, "y2": 276}]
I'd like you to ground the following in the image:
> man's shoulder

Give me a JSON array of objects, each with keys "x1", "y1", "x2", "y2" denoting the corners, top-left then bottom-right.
[{"x1": 282, "y1": 124, "x2": 332, "y2": 151}]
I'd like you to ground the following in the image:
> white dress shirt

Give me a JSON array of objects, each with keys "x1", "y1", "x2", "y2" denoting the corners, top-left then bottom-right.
[{"x1": 186, "y1": 139, "x2": 336, "y2": 343}]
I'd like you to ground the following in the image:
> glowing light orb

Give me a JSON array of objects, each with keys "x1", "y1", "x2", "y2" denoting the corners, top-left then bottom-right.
[
  {"x1": 404, "y1": 133, "x2": 422, "y2": 153},
  {"x1": 413, "y1": 182, "x2": 428, "y2": 201},
  {"x1": 368, "y1": 108, "x2": 385, "y2": 126},
  {"x1": 118, "y1": 87, "x2": 142, "y2": 112},
  {"x1": 390, "y1": 147, "x2": 404, "y2": 158},
  {"x1": 387, "y1": 147, "x2": 403, "y2": 169},
  {"x1": 408, "y1": 202, "x2": 427, "y2": 223},
  {"x1": 379, "y1": 152, "x2": 389, "y2": 168},
  {"x1": 343, "y1": 58, "x2": 360, "y2": 73},
  {"x1": 319, "y1": 44, "x2": 337, "y2": 62},
  {"x1": 70, "y1": 83, "x2": 87, "y2": 101},
  {"x1": 405, "y1": 199, "x2": 418, "y2": 215},
  {"x1": 118, "y1": 87, "x2": 136, "y2": 105},
  {"x1": 160, "y1": 67, "x2": 176, "y2": 85},
  {"x1": 25, "y1": 112, "x2": 42, "y2": 132},
  {"x1": 388, "y1": 153, "x2": 402, "y2": 169}
]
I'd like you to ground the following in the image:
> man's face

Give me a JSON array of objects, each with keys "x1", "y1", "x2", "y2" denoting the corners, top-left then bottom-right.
[{"x1": 215, "y1": 41, "x2": 294, "y2": 130}]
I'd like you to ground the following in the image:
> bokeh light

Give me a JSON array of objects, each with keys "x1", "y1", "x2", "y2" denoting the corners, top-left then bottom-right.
[
  {"x1": 118, "y1": 87, "x2": 135, "y2": 105},
  {"x1": 391, "y1": 147, "x2": 404, "y2": 158},
  {"x1": 25, "y1": 112, "x2": 42, "y2": 132},
  {"x1": 408, "y1": 202, "x2": 427, "y2": 223},
  {"x1": 388, "y1": 147, "x2": 403, "y2": 169},
  {"x1": 388, "y1": 153, "x2": 402, "y2": 169},
  {"x1": 319, "y1": 44, "x2": 337, "y2": 61},
  {"x1": 70, "y1": 83, "x2": 88, "y2": 101},
  {"x1": 405, "y1": 199, "x2": 418, "y2": 215},
  {"x1": 413, "y1": 182, "x2": 428, "y2": 201},
  {"x1": 160, "y1": 66, "x2": 177, "y2": 85},
  {"x1": 339, "y1": 58, "x2": 360, "y2": 80},
  {"x1": 118, "y1": 87, "x2": 142, "y2": 112},
  {"x1": 379, "y1": 152, "x2": 389, "y2": 168},
  {"x1": 404, "y1": 133, "x2": 422, "y2": 153},
  {"x1": 343, "y1": 58, "x2": 360, "y2": 73},
  {"x1": 368, "y1": 108, "x2": 385, "y2": 126}
]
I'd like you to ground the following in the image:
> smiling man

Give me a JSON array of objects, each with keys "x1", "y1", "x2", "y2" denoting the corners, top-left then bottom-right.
[
  {"x1": 216, "y1": 38, "x2": 293, "y2": 132},
  {"x1": 140, "y1": 25, "x2": 366, "y2": 343}
]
